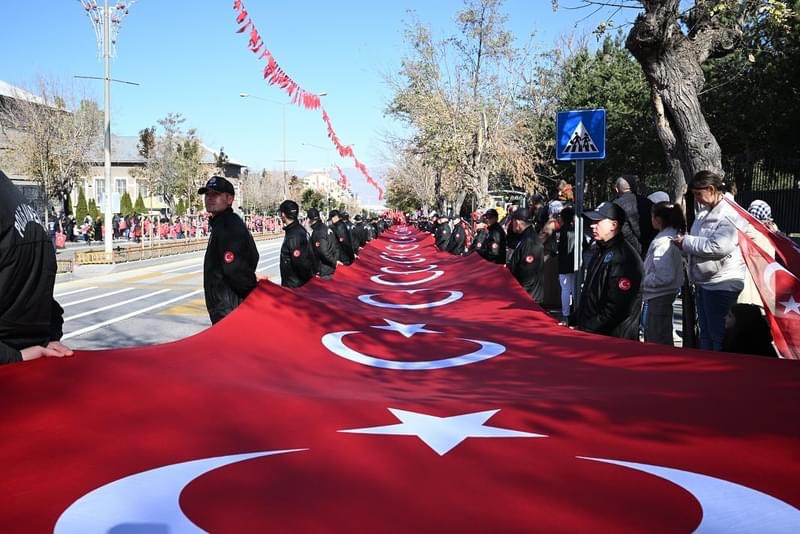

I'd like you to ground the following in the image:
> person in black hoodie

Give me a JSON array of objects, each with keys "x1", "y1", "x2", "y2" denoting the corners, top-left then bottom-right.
[
  {"x1": 0, "y1": 171, "x2": 73, "y2": 364},
  {"x1": 507, "y1": 207, "x2": 546, "y2": 302},
  {"x1": 307, "y1": 207, "x2": 338, "y2": 280},
  {"x1": 351, "y1": 214, "x2": 368, "y2": 254},
  {"x1": 434, "y1": 213, "x2": 452, "y2": 250},
  {"x1": 278, "y1": 200, "x2": 315, "y2": 288},
  {"x1": 572, "y1": 202, "x2": 644, "y2": 340},
  {"x1": 200, "y1": 176, "x2": 260, "y2": 324},
  {"x1": 329, "y1": 209, "x2": 355, "y2": 265}
]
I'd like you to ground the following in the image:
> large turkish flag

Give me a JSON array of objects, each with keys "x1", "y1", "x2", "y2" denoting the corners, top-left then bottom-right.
[{"x1": 1, "y1": 226, "x2": 799, "y2": 533}]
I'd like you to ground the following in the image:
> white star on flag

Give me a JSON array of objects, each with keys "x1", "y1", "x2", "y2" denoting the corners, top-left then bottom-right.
[
  {"x1": 371, "y1": 319, "x2": 440, "y2": 338},
  {"x1": 339, "y1": 408, "x2": 546, "y2": 455},
  {"x1": 780, "y1": 296, "x2": 800, "y2": 315}
]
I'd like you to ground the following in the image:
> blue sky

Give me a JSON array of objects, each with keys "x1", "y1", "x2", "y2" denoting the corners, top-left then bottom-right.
[{"x1": 0, "y1": 1, "x2": 611, "y2": 204}]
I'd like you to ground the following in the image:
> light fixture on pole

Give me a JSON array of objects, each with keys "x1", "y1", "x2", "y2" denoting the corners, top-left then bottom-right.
[{"x1": 79, "y1": 0, "x2": 136, "y2": 260}]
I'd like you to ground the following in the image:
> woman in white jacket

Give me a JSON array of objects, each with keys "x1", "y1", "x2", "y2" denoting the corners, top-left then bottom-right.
[
  {"x1": 672, "y1": 171, "x2": 745, "y2": 351},
  {"x1": 642, "y1": 202, "x2": 685, "y2": 345}
]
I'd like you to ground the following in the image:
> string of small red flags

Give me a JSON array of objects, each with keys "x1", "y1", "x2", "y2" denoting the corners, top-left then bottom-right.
[
  {"x1": 233, "y1": 0, "x2": 383, "y2": 201},
  {"x1": 334, "y1": 165, "x2": 349, "y2": 190}
]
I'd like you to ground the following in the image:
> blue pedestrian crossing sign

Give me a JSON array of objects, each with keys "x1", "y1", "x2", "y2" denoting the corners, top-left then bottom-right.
[{"x1": 556, "y1": 109, "x2": 606, "y2": 160}]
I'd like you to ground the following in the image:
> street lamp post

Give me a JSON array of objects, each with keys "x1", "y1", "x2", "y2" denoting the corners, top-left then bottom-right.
[
  {"x1": 240, "y1": 92, "x2": 326, "y2": 200},
  {"x1": 79, "y1": 0, "x2": 136, "y2": 260}
]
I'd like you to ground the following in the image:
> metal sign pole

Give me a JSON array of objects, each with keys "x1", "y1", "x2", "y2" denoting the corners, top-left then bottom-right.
[{"x1": 573, "y1": 159, "x2": 585, "y2": 308}]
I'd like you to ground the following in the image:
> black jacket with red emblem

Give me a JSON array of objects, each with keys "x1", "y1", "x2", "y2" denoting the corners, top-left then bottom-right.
[
  {"x1": 508, "y1": 224, "x2": 545, "y2": 302},
  {"x1": 203, "y1": 207, "x2": 259, "y2": 324},
  {"x1": 573, "y1": 233, "x2": 644, "y2": 339},
  {"x1": 476, "y1": 222, "x2": 506, "y2": 264},
  {"x1": 310, "y1": 220, "x2": 339, "y2": 278},
  {"x1": 280, "y1": 220, "x2": 316, "y2": 288}
]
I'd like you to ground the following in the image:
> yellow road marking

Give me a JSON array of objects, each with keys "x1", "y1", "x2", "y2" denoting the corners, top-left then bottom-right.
[{"x1": 160, "y1": 297, "x2": 207, "y2": 316}]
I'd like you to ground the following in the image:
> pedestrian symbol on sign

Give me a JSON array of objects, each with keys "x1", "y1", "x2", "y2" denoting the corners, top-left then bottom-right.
[{"x1": 563, "y1": 121, "x2": 598, "y2": 154}]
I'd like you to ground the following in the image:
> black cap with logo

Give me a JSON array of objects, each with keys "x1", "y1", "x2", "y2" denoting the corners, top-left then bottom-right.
[
  {"x1": 583, "y1": 202, "x2": 626, "y2": 224},
  {"x1": 198, "y1": 176, "x2": 235, "y2": 195},
  {"x1": 307, "y1": 208, "x2": 320, "y2": 220}
]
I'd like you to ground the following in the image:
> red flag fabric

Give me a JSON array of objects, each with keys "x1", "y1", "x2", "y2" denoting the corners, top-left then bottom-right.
[
  {"x1": 726, "y1": 197, "x2": 800, "y2": 275},
  {"x1": 6, "y1": 228, "x2": 798, "y2": 531},
  {"x1": 738, "y1": 229, "x2": 800, "y2": 359}
]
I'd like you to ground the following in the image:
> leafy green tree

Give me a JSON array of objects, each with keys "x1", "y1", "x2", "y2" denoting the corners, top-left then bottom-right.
[
  {"x1": 134, "y1": 193, "x2": 146, "y2": 214},
  {"x1": 75, "y1": 186, "x2": 89, "y2": 222},
  {"x1": 300, "y1": 188, "x2": 325, "y2": 211},
  {"x1": 175, "y1": 198, "x2": 186, "y2": 216}
]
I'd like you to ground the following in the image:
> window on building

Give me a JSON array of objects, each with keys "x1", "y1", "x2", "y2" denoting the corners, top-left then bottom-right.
[
  {"x1": 95, "y1": 178, "x2": 105, "y2": 197},
  {"x1": 116, "y1": 178, "x2": 127, "y2": 194}
]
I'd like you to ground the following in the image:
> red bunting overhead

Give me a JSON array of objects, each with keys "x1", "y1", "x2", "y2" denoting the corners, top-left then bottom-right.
[
  {"x1": 335, "y1": 165, "x2": 349, "y2": 189},
  {"x1": 233, "y1": 0, "x2": 384, "y2": 201}
]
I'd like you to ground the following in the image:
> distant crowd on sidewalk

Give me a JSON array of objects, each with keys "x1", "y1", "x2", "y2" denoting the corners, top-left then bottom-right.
[{"x1": 46, "y1": 210, "x2": 284, "y2": 246}]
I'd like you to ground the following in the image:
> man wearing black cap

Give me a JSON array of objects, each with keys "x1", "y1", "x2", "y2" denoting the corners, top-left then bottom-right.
[
  {"x1": 200, "y1": 175, "x2": 260, "y2": 324},
  {"x1": 307, "y1": 207, "x2": 339, "y2": 280},
  {"x1": 476, "y1": 208, "x2": 506, "y2": 264},
  {"x1": 507, "y1": 207, "x2": 546, "y2": 302},
  {"x1": 278, "y1": 200, "x2": 315, "y2": 288},
  {"x1": 572, "y1": 202, "x2": 643, "y2": 339},
  {"x1": 328, "y1": 209, "x2": 355, "y2": 265}
]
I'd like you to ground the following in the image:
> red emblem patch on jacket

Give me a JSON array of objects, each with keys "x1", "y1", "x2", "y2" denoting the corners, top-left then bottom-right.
[
  {"x1": 223, "y1": 251, "x2": 235, "y2": 263},
  {"x1": 618, "y1": 277, "x2": 632, "y2": 291},
  {"x1": 292, "y1": 249, "x2": 301, "y2": 258},
  {"x1": 525, "y1": 255, "x2": 534, "y2": 263},
  {"x1": 491, "y1": 242, "x2": 499, "y2": 250},
  {"x1": 315, "y1": 241, "x2": 321, "y2": 247}
]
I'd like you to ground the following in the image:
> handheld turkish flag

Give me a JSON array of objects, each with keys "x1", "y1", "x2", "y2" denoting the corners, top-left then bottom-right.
[
  {"x1": 1, "y1": 227, "x2": 799, "y2": 532},
  {"x1": 738, "y1": 230, "x2": 800, "y2": 359},
  {"x1": 726, "y1": 196, "x2": 800, "y2": 275}
]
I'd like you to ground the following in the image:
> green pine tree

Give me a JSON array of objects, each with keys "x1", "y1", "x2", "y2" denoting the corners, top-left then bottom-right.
[
  {"x1": 176, "y1": 198, "x2": 186, "y2": 216},
  {"x1": 88, "y1": 198, "x2": 98, "y2": 219},
  {"x1": 76, "y1": 187, "x2": 88, "y2": 222},
  {"x1": 120, "y1": 191, "x2": 133, "y2": 215},
  {"x1": 134, "y1": 193, "x2": 146, "y2": 214}
]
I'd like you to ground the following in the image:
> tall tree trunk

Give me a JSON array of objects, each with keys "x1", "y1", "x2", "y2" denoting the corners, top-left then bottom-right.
[
  {"x1": 650, "y1": 87, "x2": 686, "y2": 204},
  {"x1": 626, "y1": 1, "x2": 732, "y2": 190}
]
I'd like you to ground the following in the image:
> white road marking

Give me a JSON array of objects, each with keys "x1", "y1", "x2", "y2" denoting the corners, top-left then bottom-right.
[
  {"x1": 62, "y1": 290, "x2": 204, "y2": 340},
  {"x1": 257, "y1": 261, "x2": 280, "y2": 272},
  {"x1": 54, "y1": 286, "x2": 98, "y2": 298},
  {"x1": 60, "y1": 288, "x2": 135, "y2": 307},
  {"x1": 64, "y1": 289, "x2": 171, "y2": 322}
]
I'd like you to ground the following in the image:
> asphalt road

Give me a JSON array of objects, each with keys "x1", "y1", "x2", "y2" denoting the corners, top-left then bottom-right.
[{"x1": 54, "y1": 239, "x2": 283, "y2": 350}]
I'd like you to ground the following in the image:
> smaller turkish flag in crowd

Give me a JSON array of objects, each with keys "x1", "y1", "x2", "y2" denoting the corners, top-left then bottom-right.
[
  {"x1": 739, "y1": 231, "x2": 800, "y2": 359},
  {"x1": 727, "y1": 197, "x2": 800, "y2": 275}
]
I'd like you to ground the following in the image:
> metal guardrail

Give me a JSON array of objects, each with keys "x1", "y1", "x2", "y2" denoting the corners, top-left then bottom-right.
[{"x1": 71, "y1": 232, "x2": 281, "y2": 266}]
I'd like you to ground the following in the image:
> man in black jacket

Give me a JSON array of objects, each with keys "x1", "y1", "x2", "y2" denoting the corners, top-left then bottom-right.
[
  {"x1": 201, "y1": 176, "x2": 259, "y2": 324},
  {"x1": 573, "y1": 202, "x2": 643, "y2": 340},
  {"x1": 307, "y1": 207, "x2": 338, "y2": 280},
  {"x1": 612, "y1": 177, "x2": 655, "y2": 257},
  {"x1": 279, "y1": 200, "x2": 315, "y2": 288},
  {"x1": 507, "y1": 208, "x2": 546, "y2": 302},
  {"x1": 351, "y1": 214, "x2": 368, "y2": 254},
  {"x1": 476, "y1": 208, "x2": 506, "y2": 264},
  {"x1": 329, "y1": 209, "x2": 355, "y2": 265},
  {"x1": 0, "y1": 172, "x2": 73, "y2": 364},
  {"x1": 434, "y1": 213, "x2": 452, "y2": 250}
]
